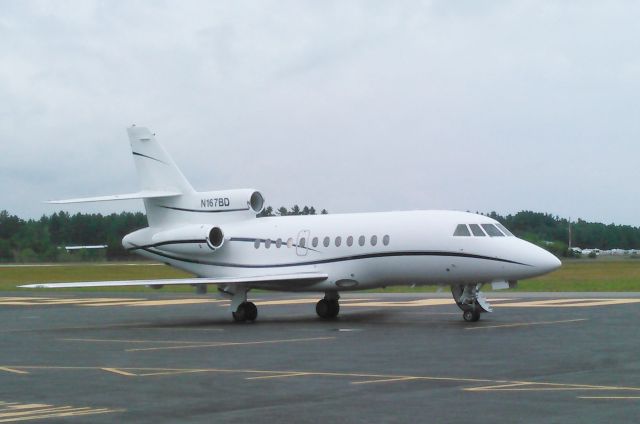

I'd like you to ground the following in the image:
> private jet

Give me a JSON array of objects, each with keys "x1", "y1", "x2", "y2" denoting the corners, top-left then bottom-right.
[{"x1": 22, "y1": 126, "x2": 561, "y2": 322}]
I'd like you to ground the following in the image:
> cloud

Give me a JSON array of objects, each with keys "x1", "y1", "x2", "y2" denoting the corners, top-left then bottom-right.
[{"x1": 1, "y1": 0, "x2": 639, "y2": 225}]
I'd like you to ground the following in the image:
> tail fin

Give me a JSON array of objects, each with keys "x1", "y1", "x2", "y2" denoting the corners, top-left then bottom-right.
[
  {"x1": 47, "y1": 126, "x2": 195, "y2": 227},
  {"x1": 127, "y1": 126, "x2": 194, "y2": 194}
]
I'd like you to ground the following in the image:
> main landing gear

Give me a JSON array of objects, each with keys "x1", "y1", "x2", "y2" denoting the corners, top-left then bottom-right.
[
  {"x1": 233, "y1": 301, "x2": 258, "y2": 322},
  {"x1": 316, "y1": 292, "x2": 340, "y2": 319},
  {"x1": 228, "y1": 285, "x2": 258, "y2": 323},
  {"x1": 451, "y1": 284, "x2": 493, "y2": 323}
]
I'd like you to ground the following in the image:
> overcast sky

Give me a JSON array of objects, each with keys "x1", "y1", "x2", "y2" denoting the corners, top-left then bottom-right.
[{"x1": 1, "y1": 0, "x2": 639, "y2": 225}]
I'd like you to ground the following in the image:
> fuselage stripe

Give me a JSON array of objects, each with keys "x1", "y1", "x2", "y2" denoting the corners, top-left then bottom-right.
[
  {"x1": 159, "y1": 206, "x2": 251, "y2": 213},
  {"x1": 137, "y1": 247, "x2": 531, "y2": 269}
]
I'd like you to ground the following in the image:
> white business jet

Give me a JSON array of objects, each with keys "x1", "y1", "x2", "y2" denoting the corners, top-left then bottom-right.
[{"x1": 22, "y1": 126, "x2": 561, "y2": 322}]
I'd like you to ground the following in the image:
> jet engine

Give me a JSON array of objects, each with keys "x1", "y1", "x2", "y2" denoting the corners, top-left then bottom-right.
[{"x1": 150, "y1": 224, "x2": 226, "y2": 255}]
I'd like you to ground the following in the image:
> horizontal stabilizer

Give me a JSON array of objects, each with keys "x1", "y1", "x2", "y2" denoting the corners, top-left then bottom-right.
[
  {"x1": 19, "y1": 272, "x2": 328, "y2": 289},
  {"x1": 46, "y1": 190, "x2": 181, "y2": 204}
]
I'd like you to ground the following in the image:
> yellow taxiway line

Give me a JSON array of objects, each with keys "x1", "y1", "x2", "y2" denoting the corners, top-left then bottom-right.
[{"x1": 465, "y1": 318, "x2": 588, "y2": 330}]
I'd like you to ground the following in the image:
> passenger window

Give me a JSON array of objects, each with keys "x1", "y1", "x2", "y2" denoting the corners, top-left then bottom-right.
[
  {"x1": 454, "y1": 224, "x2": 471, "y2": 236},
  {"x1": 265, "y1": 239, "x2": 271, "y2": 249},
  {"x1": 371, "y1": 235, "x2": 378, "y2": 246},
  {"x1": 358, "y1": 235, "x2": 365, "y2": 246},
  {"x1": 323, "y1": 237, "x2": 330, "y2": 247},
  {"x1": 347, "y1": 236, "x2": 353, "y2": 247},
  {"x1": 254, "y1": 239, "x2": 261, "y2": 249},
  {"x1": 287, "y1": 237, "x2": 293, "y2": 248},
  {"x1": 481, "y1": 224, "x2": 505, "y2": 237},
  {"x1": 469, "y1": 224, "x2": 485, "y2": 237},
  {"x1": 335, "y1": 236, "x2": 342, "y2": 247},
  {"x1": 300, "y1": 237, "x2": 306, "y2": 248},
  {"x1": 312, "y1": 237, "x2": 318, "y2": 247},
  {"x1": 383, "y1": 235, "x2": 390, "y2": 246},
  {"x1": 276, "y1": 238, "x2": 282, "y2": 248},
  {"x1": 495, "y1": 223, "x2": 514, "y2": 237}
]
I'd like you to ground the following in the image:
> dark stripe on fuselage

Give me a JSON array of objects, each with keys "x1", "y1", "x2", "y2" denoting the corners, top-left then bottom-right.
[
  {"x1": 128, "y1": 237, "x2": 320, "y2": 253},
  {"x1": 159, "y1": 206, "x2": 251, "y2": 213},
  {"x1": 128, "y1": 239, "x2": 207, "y2": 251},
  {"x1": 132, "y1": 151, "x2": 167, "y2": 164},
  {"x1": 135, "y1": 247, "x2": 532, "y2": 269}
]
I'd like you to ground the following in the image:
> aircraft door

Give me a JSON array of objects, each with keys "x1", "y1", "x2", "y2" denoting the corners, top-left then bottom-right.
[{"x1": 296, "y1": 230, "x2": 310, "y2": 256}]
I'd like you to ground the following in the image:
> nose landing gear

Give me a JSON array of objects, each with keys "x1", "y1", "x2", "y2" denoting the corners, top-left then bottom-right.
[{"x1": 451, "y1": 284, "x2": 492, "y2": 322}]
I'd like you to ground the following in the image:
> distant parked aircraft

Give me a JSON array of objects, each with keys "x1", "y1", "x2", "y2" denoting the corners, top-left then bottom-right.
[{"x1": 22, "y1": 126, "x2": 561, "y2": 322}]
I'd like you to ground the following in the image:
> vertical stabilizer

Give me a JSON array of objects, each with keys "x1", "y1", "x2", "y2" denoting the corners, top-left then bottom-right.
[{"x1": 127, "y1": 126, "x2": 195, "y2": 194}]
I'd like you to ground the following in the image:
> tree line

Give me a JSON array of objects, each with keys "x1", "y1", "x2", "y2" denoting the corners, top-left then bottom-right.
[
  {"x1": 0, "y1": 206, "x2": 326, "y2": 263},
  {"x1": 1, "y1": 208, "x2": 640, "y2": 262}
]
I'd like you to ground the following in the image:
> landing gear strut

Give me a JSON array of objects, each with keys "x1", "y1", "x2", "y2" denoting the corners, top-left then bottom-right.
[
  {"x1": 316, "y1": 292, "x2": 340, "y2": 319},
  {"x1": 451, "y1": 284, "x2": 492, "y2": 323},
  {"x1": 228, "y1": 285, "x2": 258, "y2": 323}
]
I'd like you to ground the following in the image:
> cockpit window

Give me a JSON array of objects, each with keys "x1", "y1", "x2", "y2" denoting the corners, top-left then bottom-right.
[
  {"x1": 453, "y1": 224, "x2": 471, "y2": 236},
  {"x1": 468, "y1": 224, "x2": 486, "y2": 237},
  {"x1": 481, "y1": 224, "x2": 505, "y2": 237},
  {"x1": 495, "y1": 223, "x2": 514, "y2": 237}
]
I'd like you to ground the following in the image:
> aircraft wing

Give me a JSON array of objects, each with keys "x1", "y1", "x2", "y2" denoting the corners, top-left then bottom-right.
[{"x1": 19, "y1": 272, "x2": 328, "y2": 289}]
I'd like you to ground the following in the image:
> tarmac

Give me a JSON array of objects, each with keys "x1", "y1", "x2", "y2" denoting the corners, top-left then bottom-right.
[{"x1": 1, "y1": 291, "x2": 639, "y2": 423}]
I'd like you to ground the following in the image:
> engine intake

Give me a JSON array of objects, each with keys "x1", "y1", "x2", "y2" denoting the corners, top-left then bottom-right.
[{"x1": 207, "y1": 227, "x2": 225, "y2": 250}]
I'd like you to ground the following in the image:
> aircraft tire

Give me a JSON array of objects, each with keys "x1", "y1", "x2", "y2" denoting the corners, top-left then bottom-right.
[
  {"x1": 245, "y1": 302, "x2": 258, "y2": 321},
  {"x1": 328, "y1": 300, "x2": 340, "y2": 318},
  {"x1": 463, "y1": 309, "x2": 480, "y2": 322},
  {"x1": 233, "y1": 303, "x2": 247, "y2": 322},
  {"x1": 316, "y1": 299, "x2": 339, "y2": 319}
]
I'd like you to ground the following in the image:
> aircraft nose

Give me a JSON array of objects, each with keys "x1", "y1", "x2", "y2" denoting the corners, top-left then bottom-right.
[{"x1": 535, "y1": 246, "x2": 562, "y2": 273}]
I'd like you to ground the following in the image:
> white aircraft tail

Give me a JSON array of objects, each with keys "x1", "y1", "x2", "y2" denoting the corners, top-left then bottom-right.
[
  {"x1": 127, "y1": 126, "x2": 195, "y2": 195},
  {"x1": 48, "y1": 125, "x2": 263, "y2": 227}
]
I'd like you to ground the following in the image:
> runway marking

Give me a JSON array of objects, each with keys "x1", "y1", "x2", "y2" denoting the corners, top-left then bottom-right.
[
  {"x1": 4, "y1": 295, "x2": 640, "y2": 310},
  {"x1": 254, "y1": 298, "x2": 370, "y2": 306},
  {"x1": 466, "y1": 381, "x2": 640, "y2": 392},
  {"x1": 85, "y1": 299, "x2": 225, "y2": 307},
  {"x1": 495, "y1": 299, "x2": 640, "y2": 308},
  {"x1": 101, "y1": 368, "x2": 137, "y2": 377},
  {"x1": 351, "y1": 377, "x2": 420, "y2": 385},
  {"x1": 0, "y1": 367, "x2": 29, "y2": 375},
  {"x1": 578, "y1": 396, "x2": 640, "y2": 400},
  {"x1": 124, "y1": 336, "x2": 336, "y2": 352},
  {"x1": 4, "y1": 365, "x2": 640, "y2": 396},
  {"x1": 0, "y1": 400, "x2": 122, "y2": 422},
  {"x1": 63, "y1": 338, "x2": 231, "y2": 344},
  {"x1": 465, "y1": 318, "x2": 588, "y2": 330},
  {"x1": 245, "y1": 372, "x2": 311, "y2": 380}
]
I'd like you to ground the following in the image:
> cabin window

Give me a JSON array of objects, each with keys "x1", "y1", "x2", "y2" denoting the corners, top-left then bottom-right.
[
  {"x1": 358, "y1": 235, "x2": 365, "y2": 246},
  {"x1": 335, "y1": 236, "x2": 342, "y2": 247},
  {"x1": 347, "y1": 236, "x2": 353, "y2": 247},
  {"x1": 383, "y1": 235, "x2": 390, "y2": 246},
  {"x1": 254, "y1": 239, "x2": 261, "y2": 249},
  {"x1": 371, "y1": 235, "x2": 378, "y2": 246},
  {"x1": 300, "y1": 237, "x2": 306, "y2": 248},
  {"x1": 469, "y1": 224, "x2": 485, "y2": 237},
  {"x1": 287, "y1": 237, "x2": 293, "y2": 248},
  {"x1": 276, "y1": 238, "x2": 282, "y2": 248},
  {"x1": 481, "y1": 224, "x2": 505, "y2": 237},
  {"x1": 323, "y1": 237, "x2": 330, "y2": 247},
  {"x1": 454, "y1": 224, "x2": 471, "y2": 236},
  {"x1": 312, "y1": 237, "x2": 319, "y2": 247},
  {"x1": 265, "y1": 239, "x2": 271, "y2": 249},
  {"x1": 496, "y1": 223, "x2": 514, "y2": 237}
]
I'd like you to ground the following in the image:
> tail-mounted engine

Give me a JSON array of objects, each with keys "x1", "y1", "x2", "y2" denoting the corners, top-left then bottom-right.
[{"x1": 150, "y1": 224, "x2": 226, "y2": 255}]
